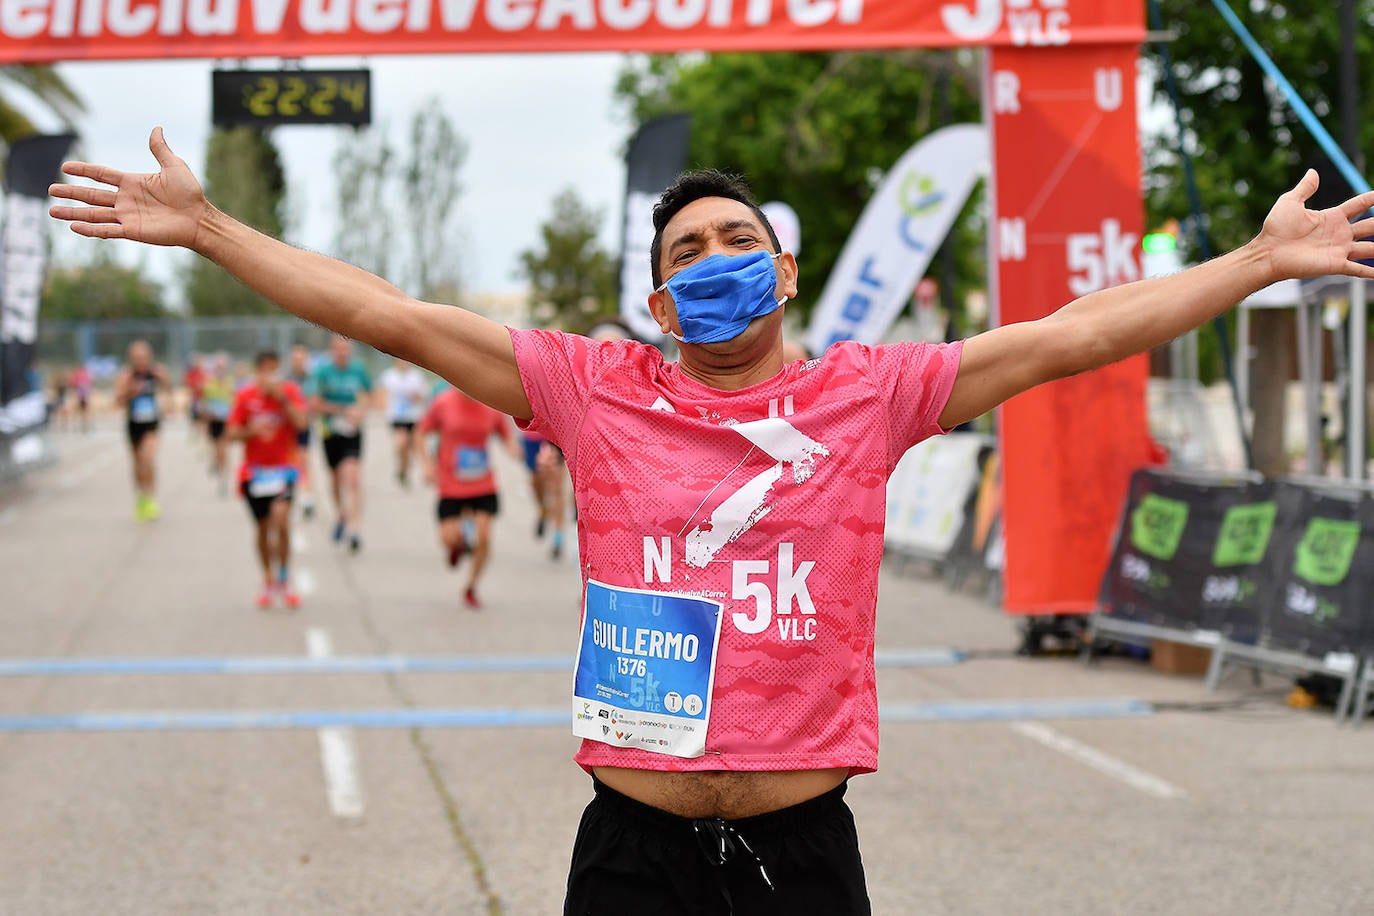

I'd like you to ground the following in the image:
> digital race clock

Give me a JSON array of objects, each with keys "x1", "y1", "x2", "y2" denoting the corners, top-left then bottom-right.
[{"x1": 212, "y1": 69, "x2": 371, "y2": 128}]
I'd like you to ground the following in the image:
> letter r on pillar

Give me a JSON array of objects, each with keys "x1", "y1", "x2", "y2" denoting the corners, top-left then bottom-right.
[{"x1": 993, "y1": 70, "x2": 1021, "y2": 114}]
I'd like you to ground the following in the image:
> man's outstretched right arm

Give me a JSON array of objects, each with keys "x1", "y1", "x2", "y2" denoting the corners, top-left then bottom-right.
[{"x1": 49, "y1": 128, "x2": 531, "y2": 421}]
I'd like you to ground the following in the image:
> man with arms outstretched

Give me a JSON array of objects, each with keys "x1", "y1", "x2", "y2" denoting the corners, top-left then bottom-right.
[{"x1": 51, "y1": 129, "x2": 1374, "y2": 915}]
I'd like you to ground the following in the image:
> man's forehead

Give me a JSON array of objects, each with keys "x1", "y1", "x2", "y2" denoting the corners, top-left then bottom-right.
[{"x1": 662, "y1": 197, "x2": 765, "y2": 242}]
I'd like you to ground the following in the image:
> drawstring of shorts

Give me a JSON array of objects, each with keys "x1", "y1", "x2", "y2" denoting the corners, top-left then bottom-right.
[{"x1": 692, "y1": 816, "x2": 776, "y2": 907}]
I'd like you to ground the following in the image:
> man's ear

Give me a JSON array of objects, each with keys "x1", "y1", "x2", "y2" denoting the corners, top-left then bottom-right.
[
  {"x1": 777, "y1": 252, "x2": 799, "y2": 300},
  {"x1": 647, "y1": 289, "x2": 674, "y2": 336}
]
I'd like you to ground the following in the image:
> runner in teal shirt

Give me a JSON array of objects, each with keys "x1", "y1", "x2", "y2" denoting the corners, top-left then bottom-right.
[{"x1": 310, "y1": 335, "x2": 373, "y2": 552}]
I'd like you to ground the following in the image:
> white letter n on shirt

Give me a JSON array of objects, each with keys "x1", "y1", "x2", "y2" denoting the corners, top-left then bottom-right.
[{"x1": 644, "y1": 536, "x2": 671, "y2": 583}]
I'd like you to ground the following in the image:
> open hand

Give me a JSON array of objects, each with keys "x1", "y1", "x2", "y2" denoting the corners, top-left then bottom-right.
[
  {"x1": 1260, "y1": 170, "x2": 1374, "y2": 280},
  {"x1": 48, "y1": 127, "x2": 208, "y2": 250}
]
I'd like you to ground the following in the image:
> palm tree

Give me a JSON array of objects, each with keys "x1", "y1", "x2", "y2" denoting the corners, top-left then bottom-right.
[{"x1": 0, "y1": 65, "x2": 83, "y2": 143}]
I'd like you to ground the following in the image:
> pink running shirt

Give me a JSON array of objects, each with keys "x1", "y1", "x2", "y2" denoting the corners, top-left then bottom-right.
[{"x1": 510, "y1": 330, "x2": 963, "y2": 775}]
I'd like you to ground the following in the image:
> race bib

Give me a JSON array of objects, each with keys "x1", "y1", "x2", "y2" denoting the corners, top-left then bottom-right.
[
  {"x1": 572, "y1": 580, "x2": 724, "y2": 759},
  {"x1": 130, "y1": 394, "x2": 157, "y2": 423},
  {"x1": 454, "y1": 446, "x2": 489, "y2": 480},
  {"x1": 393, "y1": 393, "x2": 422, "y2": 422},
  {"x1": 247, "y1": 465, "x2": 297, "y2": 498},
  {"x1": 208, "y1": 400, "x2": 230, "y2": 420}
]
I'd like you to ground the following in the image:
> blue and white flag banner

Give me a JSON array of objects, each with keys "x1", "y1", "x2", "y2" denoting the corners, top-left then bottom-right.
[{"x1": 806, "y1": 124, "x2": 987, "y2": 354}]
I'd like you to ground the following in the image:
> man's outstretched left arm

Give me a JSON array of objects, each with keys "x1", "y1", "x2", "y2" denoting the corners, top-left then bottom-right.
[{"x1": 939, "y1": 171, "x2": 1374, "y2": 430}]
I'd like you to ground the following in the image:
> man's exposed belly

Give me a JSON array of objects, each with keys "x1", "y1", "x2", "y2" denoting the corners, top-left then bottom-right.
[{"x1": 594, "y1": 765, "x2": 848, "y2": 819}]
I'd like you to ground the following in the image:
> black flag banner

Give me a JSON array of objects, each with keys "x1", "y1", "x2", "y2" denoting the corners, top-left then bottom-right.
[
  {"x1": 0, "y1": 133, "x2": 75, "y2": 443},
  {"x1": 617, "y1": 114, "x2": 690, "y2": 343}
]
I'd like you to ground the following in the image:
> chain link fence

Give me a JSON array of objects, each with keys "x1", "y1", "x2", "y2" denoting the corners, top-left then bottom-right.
[{"x1": 36, "y1": 315, "x2": 394, "y2": 386}]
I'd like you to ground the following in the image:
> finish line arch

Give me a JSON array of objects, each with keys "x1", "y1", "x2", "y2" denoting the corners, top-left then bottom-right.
[{"x1": 4, "y1": 0, "x2": 1152, "y2": 613}]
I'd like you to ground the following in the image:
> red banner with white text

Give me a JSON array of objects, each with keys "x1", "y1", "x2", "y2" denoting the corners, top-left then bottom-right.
[
  {"x1": 0, "y1": 0, "x2": 1143, "y2": 63},
  {"x1": 990, "y1": 43, "x2": 1154, "y2": 614}
]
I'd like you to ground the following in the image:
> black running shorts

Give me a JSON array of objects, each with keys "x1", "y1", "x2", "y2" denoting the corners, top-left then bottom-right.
[
  {"x1": 564, "y1": 778, "x2": 871, "y2": 916},
  {"x1": 436, "y1": 493, "x2": 499, "y2": 520},
  {"x1": 127, "y1": 420, "x2": 159, "y2": 448},
  {"x1": 323, "y1": 433, "x2": 362, "y2": 469},
  {"x1": 240, "y1": 479, "x2": 295, "y2": 521}
]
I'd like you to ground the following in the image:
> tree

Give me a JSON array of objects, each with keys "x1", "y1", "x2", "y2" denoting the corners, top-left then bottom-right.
[
  {"x1": 0, "y1": 65, "x2": 83, "y2": 144},
  {"x1": 42, "y1": 250, "x2": 167, "y2": 321},
  {"x1": 1144, "y1": 1, "x2": 1374, "y2": 472},
  {"x1": 185, "y1": 127, "x2": 287, "y2": 316},
  {"x1": 615, "y1": 51, "x2": 985, "y2": 328},
  {"x1": 332, "y1": 99, "x2": 467, "y2": 300},
  {"x1": 517, "y1": 189, "x2": 618, "y2": 332},
  {"x1": 1145, "y1": 1, "x2": 1373, "y2": 250},
  {"x1": 402, "y1": 98, "x2": 467, "y2": 300},
  {"x1": 333, "y1": 126, "x2": 397, "y2": 281}
]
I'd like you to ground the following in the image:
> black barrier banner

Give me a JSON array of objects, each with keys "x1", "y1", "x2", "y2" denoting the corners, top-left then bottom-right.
[
  {"x1": 1099, "y1": 470, "x2": 1276, "y2": 641},
  {"x1": 1260, "y1": 482, "x2": 1374, "y2": 656},
  {"x1": 1195, "y1": 481, "x2": 1276, "y2": 643},
  {"x1": 0, "y1": 133, "x2": 76, "y2": 437},
  {"x1": 617, "y1": 114, "x2": 690, "y2": 343},
  {"x1": 1100, "y1": 470, "x2": 1200, "y2": 629}
]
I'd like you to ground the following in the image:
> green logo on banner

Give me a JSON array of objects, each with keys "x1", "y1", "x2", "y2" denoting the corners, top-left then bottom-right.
[
  {"x1": 1294, "y1": 517, "x2": 1361, "y2": 586},
  {"x1": 1131, "y1": 493, "x2": 1190, "y2": 561},
  {"x1": 1212, "y1": 501, "x2": 1277, "y2": 567}
]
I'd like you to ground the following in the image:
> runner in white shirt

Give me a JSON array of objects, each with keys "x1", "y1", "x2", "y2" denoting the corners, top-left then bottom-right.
[{"x1": 378, "y1": 358, "x2": 429, "y2": 487}]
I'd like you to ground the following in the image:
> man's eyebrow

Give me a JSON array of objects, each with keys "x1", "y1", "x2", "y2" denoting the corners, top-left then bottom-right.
[
  {"x1": 666, "y1": 218, "x2": 764, "y2": 254},
  {"x1": 666, "y1": 228, "x2": 705, "y2": 254}
]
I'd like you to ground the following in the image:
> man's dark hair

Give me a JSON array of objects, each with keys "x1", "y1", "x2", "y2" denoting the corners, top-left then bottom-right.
[
  {"x1": 649, "y1": 169, "x2": 781, "y2": 288},
  {"x1": 254, "y1": 350, "x2": 280, "y2": 368}
]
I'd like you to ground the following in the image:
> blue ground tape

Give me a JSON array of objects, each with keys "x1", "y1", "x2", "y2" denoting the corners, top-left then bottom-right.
[
  {"x1": 0, "y1": 708, "x2": 569, "y2": 732},
  {"x1": 0, "y1": 698, "x2": 1151, "y2": 733},
  {"x1": 0, "y1": 655, "x2": 574, "y2": 676},
  {"x1": 0, "y1": 648, "x2": 966, "y2": 677}
]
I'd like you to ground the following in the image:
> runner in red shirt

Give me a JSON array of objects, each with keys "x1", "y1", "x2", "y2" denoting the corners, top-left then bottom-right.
[
  {"x1": 226, "y1": 350, "x2": 309, "y2": 610},
  {"x1": 416, "y1": 385, "x2": 517, "y2": 609}
]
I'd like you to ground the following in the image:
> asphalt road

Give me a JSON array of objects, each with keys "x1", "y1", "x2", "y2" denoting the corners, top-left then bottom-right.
[{"x1": 2, "y1": 415, "x2": 1372, "y2": 914}]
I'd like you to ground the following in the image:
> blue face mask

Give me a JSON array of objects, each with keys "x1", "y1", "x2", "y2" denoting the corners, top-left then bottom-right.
[{"x1": 656, "y1": 250, "x2": 787, "y2": 344}]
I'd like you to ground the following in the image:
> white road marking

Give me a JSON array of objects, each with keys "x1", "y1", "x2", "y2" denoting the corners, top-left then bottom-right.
[
  {"x1": 292, "y1": 526, "x2": 314, "y2": 595},
  {"x1": 305, "y1": 628, "x2": 365, "y2": 819},
  {"x1": 1010, "y1": 721, "x2": 1186, "y2": 801}
]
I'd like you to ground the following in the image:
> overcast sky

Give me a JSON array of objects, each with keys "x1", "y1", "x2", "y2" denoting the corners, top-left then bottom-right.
[{"x1": 35, "y1": 53, "x2": 631, "y2": 305}]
